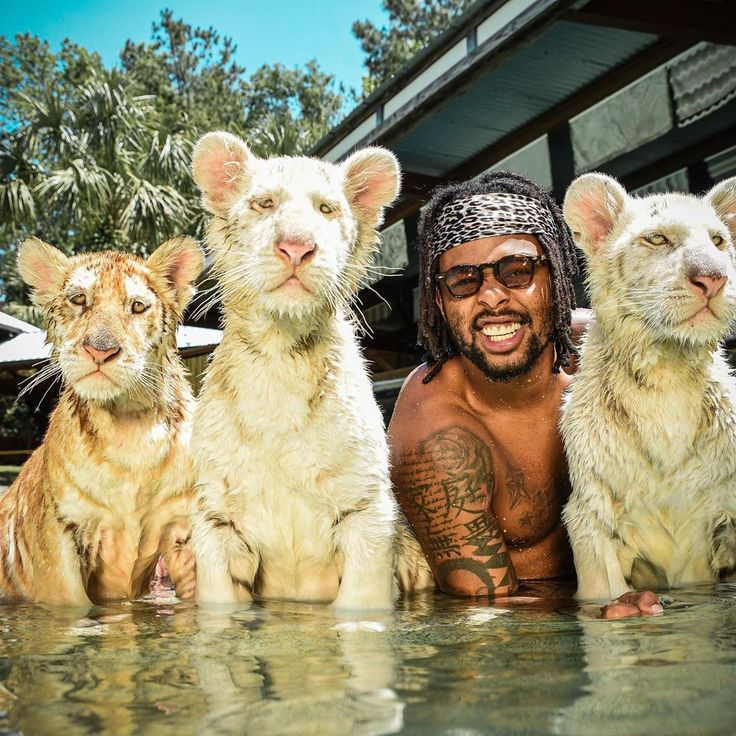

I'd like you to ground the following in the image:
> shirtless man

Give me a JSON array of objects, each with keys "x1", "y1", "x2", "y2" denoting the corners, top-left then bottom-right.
[{"x1": 389, "y1": 171, "x2": 660, "y2": 618}]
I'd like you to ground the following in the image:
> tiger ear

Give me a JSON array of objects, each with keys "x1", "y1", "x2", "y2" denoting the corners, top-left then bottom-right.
[
  {"x1": 147, "y1": 236, "x2": 205, "y2": 313},
  {"x1": 192, "y1": 131, "x2": 254, "y2": 213},
  {"x1": 17, "y1": 237, "x2": 69, "y2": 301},
  {"x1": 342, "y1": 147, "x2": 401, "y2": 228},
  {"x1": 707, "y1": 176, "x2": 736, "y2": 241},
  {"x1": 564, "y1": 173, "x2": 628, "y2": 257}
]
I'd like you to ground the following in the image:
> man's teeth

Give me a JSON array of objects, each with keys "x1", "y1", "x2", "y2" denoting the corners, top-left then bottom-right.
[{"x1": 481, "y1": 322, "x2": 522, "y2": 341}]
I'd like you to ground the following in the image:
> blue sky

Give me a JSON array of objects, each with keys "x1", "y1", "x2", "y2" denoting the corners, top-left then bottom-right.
[{"x1": 1, "y1": 0, "x2": 388, "y2": 93}]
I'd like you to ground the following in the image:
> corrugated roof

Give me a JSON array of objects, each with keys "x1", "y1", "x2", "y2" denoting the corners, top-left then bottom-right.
[
  {"x1": 669, "y1": 43, "x2": 736, "y2": 126},
  {"x1": 0, "y1": 325, "x2": 222, "y2": 369},
  {"x1": 311, "y1": 0, "x2": 499, "y2": 157},
  {"x1": 388, "y1": 22, "x2": 657, "y2": 176}
]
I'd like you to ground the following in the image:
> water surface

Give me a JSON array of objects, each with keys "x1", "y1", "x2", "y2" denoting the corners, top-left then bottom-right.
[{"x1": 1, "y1": 583, "x2": 734, "y2": 735}]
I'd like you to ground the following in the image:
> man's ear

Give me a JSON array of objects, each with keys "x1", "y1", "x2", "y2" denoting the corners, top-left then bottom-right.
[
  {"x1": 192, "y1": 131, "x2": 253, "y2": 214},
  {"x1": 17, "y1": 237, "x2": 69, "y2": 301},
  {"x1": 342, "y1": 147, "x2": 401, "y2": 227},
  {"x1": 146, "y1": 236, "x2": 205, "y2": 313},
  {"x1": 563, "y1": 173, "x2": 628, "y2": 256},
  {"x1": 434, "y1": 286, "x2": 446, "y2": 319},
  {"x1": 707, "y1": 176, "x2": 736, "y2": 241}
]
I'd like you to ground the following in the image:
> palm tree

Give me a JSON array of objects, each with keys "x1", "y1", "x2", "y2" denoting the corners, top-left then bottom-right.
[{"x1": 0, "y1": 68, "x2": 201, "y2": 303}]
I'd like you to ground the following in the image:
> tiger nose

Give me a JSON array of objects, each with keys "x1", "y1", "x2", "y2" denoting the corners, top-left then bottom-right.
[
  {"x1": 687, "y1": 272, "x2": 727, "y2": 299},
  {"x1": 275, "y1": 238, "x2": 316, "y2": 266},
  {"x1": 83, "y1": 344, "x2": 120, "y2": 365}
]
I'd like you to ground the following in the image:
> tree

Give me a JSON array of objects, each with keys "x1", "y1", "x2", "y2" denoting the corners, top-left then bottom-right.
[
  {"x1": 353, "y1": 0, "x2": 472, "y2": 95},
  {"x1": 120, "y1": 9, "x2": 251, "y2": 134},
  {"x1": 0, "y1": 11, "x2": 347, "y2": 308},
  {"x1": 0, "y1": 52, "x2": 194, "y2": 303},
  {"x1": 120, "y1": 11, "x2": 346, "y2": 148}
]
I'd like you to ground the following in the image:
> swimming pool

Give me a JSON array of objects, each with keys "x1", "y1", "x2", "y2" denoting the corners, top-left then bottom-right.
[{"x1": 1, "y1": 582, "x2": 734, "y2": 735}]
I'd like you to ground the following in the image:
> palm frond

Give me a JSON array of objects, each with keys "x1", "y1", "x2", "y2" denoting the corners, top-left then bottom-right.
[{"x1": 0, "y1": 177, "x2": 36, "y2": 221}]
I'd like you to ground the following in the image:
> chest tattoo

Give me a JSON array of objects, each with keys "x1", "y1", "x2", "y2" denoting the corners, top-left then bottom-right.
[{"x1": 506, "y1": 464, "x2": 533, "y2": 510}]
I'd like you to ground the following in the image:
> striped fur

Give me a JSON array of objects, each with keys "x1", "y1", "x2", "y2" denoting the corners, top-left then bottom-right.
[
  {"x1": 561, "y1": 173, "x2": 736, "y2": 599},
  {"x1": 0, "y1": 237, "x2": 203, "y2": 605},
  {"x1": 189, "y1": 132, "x2": 433, "y2": 608}
]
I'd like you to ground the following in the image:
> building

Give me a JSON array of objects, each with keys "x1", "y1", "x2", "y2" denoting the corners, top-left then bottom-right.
[
  {"x1": 310, "y1": 0, "x2": 736, "y2": 411},
  {"x1": 0, "y1": 311, "x2": 41, "y2": 342}
]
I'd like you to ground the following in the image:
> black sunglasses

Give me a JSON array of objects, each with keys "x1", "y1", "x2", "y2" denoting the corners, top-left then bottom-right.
[{"x1": 436, "y1": 254, "x2": 548, "y2": 298}]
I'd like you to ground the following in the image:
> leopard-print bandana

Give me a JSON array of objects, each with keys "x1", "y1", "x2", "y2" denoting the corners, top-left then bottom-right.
[{"x1": 430, "y1": 193, "x2": 559, "y2": 260}]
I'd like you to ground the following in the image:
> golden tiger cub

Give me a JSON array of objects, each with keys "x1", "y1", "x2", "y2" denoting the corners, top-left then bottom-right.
[{"x1": 0, "y1": 236, "x2": 204, "y2": 605}]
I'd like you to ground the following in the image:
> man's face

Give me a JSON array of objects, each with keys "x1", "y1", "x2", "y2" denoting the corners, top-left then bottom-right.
[{"x1": 435, "y1": 234, "x2": 553, "y2": 382}]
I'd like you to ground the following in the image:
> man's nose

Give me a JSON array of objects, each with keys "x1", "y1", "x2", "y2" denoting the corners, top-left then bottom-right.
[
  {"x1": 275, "y1": 238, "x2": 316, "y2": 267},
  {"x1": 477, "y1": 277, "x2": 510, "y2": 308}
]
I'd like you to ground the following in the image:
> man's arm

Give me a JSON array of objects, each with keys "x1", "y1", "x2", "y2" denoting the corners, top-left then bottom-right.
[{"x1": 391, "y1": 424, "x2": 518, "y2": 597}]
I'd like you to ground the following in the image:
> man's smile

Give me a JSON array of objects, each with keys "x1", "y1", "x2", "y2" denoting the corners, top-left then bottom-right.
[
  {"x1": 473, "y1": 312, "x2": 530, "y2": 349},
  {"x1": 480, "y1": 321, "x2": 522, "y2": 341}
]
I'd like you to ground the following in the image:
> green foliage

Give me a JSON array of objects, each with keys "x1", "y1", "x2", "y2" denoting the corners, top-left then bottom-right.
[
  {"x1": 0, "y1": 10, "x2": 347, "y2": 306},
  {"x1": 352, "y1": 0, "x2": 472, "y2": 95},
  {"x1": 0, "y1": 395, "x2": 40, "y2": 441}
]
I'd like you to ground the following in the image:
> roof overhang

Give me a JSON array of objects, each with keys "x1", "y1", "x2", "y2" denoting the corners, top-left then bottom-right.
[
  {"x1": 312, "y1": 0, "x2": 734, "y2": 229},
  {"x1": 0, "y1": 311, "x2": 41, "y2": 337}
]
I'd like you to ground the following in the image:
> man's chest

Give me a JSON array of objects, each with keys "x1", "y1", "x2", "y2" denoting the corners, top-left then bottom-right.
[
  {"x1": 486, "y1": 420, "x2": 570, "y2": 547},
  {"x1": 494, "y1": 463, "x2": 570, "y2": 547}
]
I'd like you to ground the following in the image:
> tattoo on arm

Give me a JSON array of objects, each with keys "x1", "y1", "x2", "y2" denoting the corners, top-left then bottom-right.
[{"x1": 393, "y1": 426, "x2": 517, "y2": 597}]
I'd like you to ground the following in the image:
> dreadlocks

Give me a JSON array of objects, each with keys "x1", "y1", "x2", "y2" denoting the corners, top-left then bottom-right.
[{"x1": 417, "y1": 170, "x2": 579, "y2": 383}]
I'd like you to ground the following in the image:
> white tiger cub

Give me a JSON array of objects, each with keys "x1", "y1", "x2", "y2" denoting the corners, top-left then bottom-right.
[
  {"x1": 561, "y1": 172, "x2": 736, "y2": 600},
  {"x1": 190, "y1": 131, "x2": 433, "y2": 608}
]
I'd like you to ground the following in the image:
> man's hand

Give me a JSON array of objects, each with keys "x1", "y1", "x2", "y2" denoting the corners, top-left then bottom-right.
[{"x1": 601, "y1": 590, "x2": 663, "y2": 619}]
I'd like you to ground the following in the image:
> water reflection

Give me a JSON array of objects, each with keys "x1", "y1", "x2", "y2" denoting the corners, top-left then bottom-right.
[
  {"x1": 191, "y1": 603, "x2": 403, "y2": 735},
  {"x1": 0, "y1": 584, "x2": 734, "y2": 735},
  {"x1": 554, "y1": 583, "x2": 736, "y2": 736}
]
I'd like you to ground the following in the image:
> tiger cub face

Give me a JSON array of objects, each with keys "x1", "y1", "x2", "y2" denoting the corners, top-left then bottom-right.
[
  {"x1": 191, "y1": 131, "x2": 400, "y2": 324},
  {"x1": 564, "y1": 173, "x2": 736, "y2": 348},
  {"x1": 18, "y1": 237, "x2": 204, "y2": 403}
]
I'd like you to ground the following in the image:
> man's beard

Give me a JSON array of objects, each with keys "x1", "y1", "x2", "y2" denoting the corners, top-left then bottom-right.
[
  {"x1": 448, "y1": 310, "x2": 551, "y2": 383},
  {"x1": 465, "y1": 332, "x2": 548, "y2": 382}
]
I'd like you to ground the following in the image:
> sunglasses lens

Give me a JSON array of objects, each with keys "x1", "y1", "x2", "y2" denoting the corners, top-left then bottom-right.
[
  {"x1": 445, "y1": 266, "x2": 482, "y2": 297},
  {"x1": 497, "y1": 256, "x2": 535, "y2": 288}
]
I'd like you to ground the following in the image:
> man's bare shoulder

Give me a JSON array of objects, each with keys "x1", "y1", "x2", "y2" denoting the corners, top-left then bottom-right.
[
  {"x1": 387, "y1": 363, "x2": 516, "y2": 597},
  {"x1": 388, "y1": 360, "x2": 490, "y2": 456}
]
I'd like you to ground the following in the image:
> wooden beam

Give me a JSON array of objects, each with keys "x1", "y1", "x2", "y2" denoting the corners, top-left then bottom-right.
[
  {"x1": 448, "y1": 38, "x2": 691, "y2": 182},
  {"x1": 401, "y1": 171, "x2": 442, "y2": 199},
  {"x1": 565, "y1": 0, "x2": 736, "y2": 46},
  {"x1": 619, "y1": 127, "x2": 736, "y2": 193},
  {"x1": 548, "y1": 122, "x2": 575, "y2": 202},
  {"x1": 383, "y1": 196, "x2": 426, "y2": 230},
  {"x1": 380, "y1": 36, "x2": 692, "y2": 228}
]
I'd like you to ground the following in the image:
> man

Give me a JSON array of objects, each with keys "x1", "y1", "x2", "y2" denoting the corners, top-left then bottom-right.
[{"x1": 388, "y1": 171, "x2": 660, "y2": 618}]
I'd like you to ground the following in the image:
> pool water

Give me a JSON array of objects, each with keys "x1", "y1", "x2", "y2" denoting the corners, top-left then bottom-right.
[{"x1": 0, "y1": 583, "x2": 734, "y2": 735}]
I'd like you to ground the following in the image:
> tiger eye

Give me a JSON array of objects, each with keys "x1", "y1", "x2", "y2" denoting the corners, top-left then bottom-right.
[
  {"x1": 712, "y1": 234, "x2": 724, "y2": 247},
  {"x1": 69, "y1": 293, "x2": 86, "y2": 307},
  {"x1": 320, "y1": 203, "x2": 334, "y2": 214},
  {"x1": 644, "y1": 233, "x2": 668, "y2": 246},
  {"x1": 254, "y1": 197, "x2": 274, "y2": 210},
  {"x1": 131, "y1": 300, "x2": 148, "y2": 314}
]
